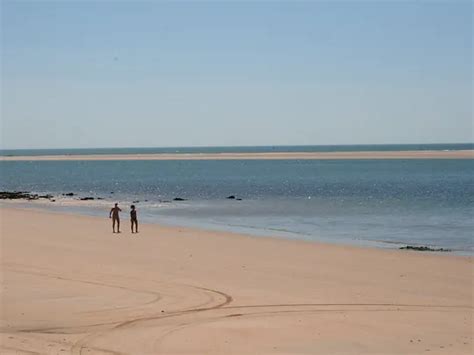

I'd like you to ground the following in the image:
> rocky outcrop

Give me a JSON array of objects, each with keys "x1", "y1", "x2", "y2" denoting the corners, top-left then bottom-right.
[
  {"x1": 226, "y1": 195, "x2": 242, "y2": 201},
  {"x1": 0, "y1": 191, "x2": 32, "y2": 199},
  {"x1": 0, "y1": 191, "x2": 54, "y2": 201},
  {"x1": 400, "y1": 245, "x2": 451, "y2": 252}
]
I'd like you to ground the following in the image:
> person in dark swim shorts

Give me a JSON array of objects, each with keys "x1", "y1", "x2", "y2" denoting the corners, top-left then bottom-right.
[{"x1": 130, "y1": 205, "x2": 138, "y2": 234}]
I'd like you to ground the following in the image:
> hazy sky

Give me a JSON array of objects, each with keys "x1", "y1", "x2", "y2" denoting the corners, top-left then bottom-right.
[{"x1": 1, "y1": 0, "x2": 472, "y2": 149}]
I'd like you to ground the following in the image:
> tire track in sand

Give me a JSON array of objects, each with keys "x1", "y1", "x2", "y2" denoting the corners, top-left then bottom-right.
[
  {"x1": 70, "y1": 284, "x2": 232, "y2": 355},
  {"x1": 4, "y1": 263, "x2": 471, "y2": 354}
]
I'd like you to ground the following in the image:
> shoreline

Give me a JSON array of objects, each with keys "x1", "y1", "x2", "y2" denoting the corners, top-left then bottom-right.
[
  {"x1": 1, "y1": 149, "x2": 473, "y2": 161},
  {"x1": 1, "y1": 206, "x2": 472, "y2": 354},
  {"x1": 2, "y1": 201, "x2": 471, "y2": 256},
  {"x1": 2, "y1": 205, "x2": 472, "y2": 259}
]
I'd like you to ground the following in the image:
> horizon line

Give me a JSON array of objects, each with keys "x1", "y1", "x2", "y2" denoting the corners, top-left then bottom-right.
[{"x1": 1, "y1": 142, "x2": 473, "y2": 151}]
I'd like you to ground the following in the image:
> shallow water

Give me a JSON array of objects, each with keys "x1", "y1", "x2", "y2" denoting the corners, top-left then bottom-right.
[{"x1": 1, "y1": 158, "x2": 472, "y2": 254}]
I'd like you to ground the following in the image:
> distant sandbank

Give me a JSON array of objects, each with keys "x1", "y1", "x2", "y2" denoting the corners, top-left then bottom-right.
[{"x1": 1, "y1": 149, "x2": 473, "y2": 161}]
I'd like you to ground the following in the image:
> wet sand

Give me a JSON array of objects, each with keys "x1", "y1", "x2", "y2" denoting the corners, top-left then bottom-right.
[
  {"x1": 0, "y1": 207, "x2": 472, "y2": 354},
  {"x1": 1, "y1": 150, "x2": 473, "y2": 161}
]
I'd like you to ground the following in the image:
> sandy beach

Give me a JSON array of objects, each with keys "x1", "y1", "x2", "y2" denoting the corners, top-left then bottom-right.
[
  {"x1": 0, "y1": 207, "x2": 472, "y2": 354},
  {"x1": 1, "y1": 150, "x2": 473, "y2": 161}
]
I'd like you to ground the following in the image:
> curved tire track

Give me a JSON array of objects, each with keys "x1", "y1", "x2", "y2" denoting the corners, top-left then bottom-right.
[{"x1": 71, "y1": 283, "x2": 233, "y2": 355}]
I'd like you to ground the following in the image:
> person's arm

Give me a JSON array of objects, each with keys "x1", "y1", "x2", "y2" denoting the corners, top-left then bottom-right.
[
  {"x1": 119, "y1": 208, "x2": 122, "y2": 212},
  {"x1": 109, "y1": 208, "x2": 113, "y2": 218}
]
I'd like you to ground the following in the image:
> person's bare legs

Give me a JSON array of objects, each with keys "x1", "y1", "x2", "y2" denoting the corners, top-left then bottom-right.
[
  {"x1": 113, "y1": 218, "x2": 120, "y2": 233},
  {"x1": 131, "y1": 220, "x2": 134, "y2": 233},
  {"x1": 131, "y1": 220, "x2": 138, "y2": 234}
]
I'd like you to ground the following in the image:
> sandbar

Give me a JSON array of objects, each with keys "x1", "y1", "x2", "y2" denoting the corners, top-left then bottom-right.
[{"x1": 1, "y1": 150, "x2": 473, "y2": 161}]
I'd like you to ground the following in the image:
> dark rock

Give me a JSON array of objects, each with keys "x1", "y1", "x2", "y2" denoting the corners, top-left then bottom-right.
[
  {"x1": 80, "y1": 197, "x2": 95, "y2": 201},
  {"x1": 400, "y1": 245, "x2": 451, "y2": 252},
  {"x1": 226, "y1": 195, "x2": 236, "y2": 199},
  {"x1": 173, "y1": 197, "x2": 187, "y2": 201},
  {"x1": 133, "y1": 200, "x2": 139, "y2": 203},
  {"x1": 0, "y1": 191, "x2": 32, "y2": 200},
  {"x1": 97, "y1": 197, "x2": 103, "y2": 200},
  {"x1": 1, "y1": 191, "x2": 59, "y2": 201},
  {"x1": 236, "y1": 198, "x2": 242, "y2": 201},
  {"x1": 62, "y1": 193, "x2": 75, "y2": 197},
  {"x1": 51, "y1": 199, "x2": 56, "y2": 202}
]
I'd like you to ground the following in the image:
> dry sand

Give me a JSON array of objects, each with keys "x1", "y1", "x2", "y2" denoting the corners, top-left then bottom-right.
[
  {"x1": 0, "y1": 207, "x2": 472, "y2": 354},
  {"x1": 1, "y1": 150, "x2": 473, "y2": 161}
]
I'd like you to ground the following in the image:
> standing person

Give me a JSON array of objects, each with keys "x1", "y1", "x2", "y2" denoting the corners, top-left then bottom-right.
[
  {"x1": 130, "y1": 205, "x2": 138, "y2": 233},
  {"x1": 109, "y1": 203, "x2": 122, "y2": 233}
]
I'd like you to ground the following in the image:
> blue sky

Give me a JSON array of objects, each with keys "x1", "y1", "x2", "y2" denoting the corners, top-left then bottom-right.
[{"x1": 1, "y1": 0, "x2": 472, "y2": 149}]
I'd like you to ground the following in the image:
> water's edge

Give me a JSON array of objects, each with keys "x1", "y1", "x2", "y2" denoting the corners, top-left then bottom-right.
[
  {"x1": 2, "y1": 159, "x2": 472, "y2": 255},
  {"x1": 2, "y1": 199, "x2": 471, "y2": 257}
]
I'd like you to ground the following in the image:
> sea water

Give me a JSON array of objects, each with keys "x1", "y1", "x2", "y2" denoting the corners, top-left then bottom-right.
[{"x1": 0, "y1": 150, "x2": 472, "y2": 254}]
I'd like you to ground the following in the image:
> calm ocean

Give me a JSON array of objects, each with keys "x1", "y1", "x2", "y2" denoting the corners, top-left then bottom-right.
[{"x1": 1, "y1": 145, "x2": 472, "y2": 254}]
